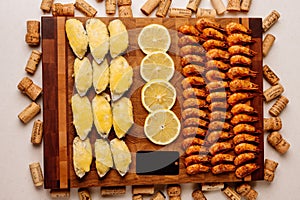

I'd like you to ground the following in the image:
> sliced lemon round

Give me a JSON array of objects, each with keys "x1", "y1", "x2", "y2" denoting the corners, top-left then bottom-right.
[
  {"x1": 140, "y1": 52, "x2": 174, "y2": 82},
  {"x1": 138, "y1": 24, "x2": 171, "y2": 55},
  {"x1": 144, "y1": 109, "x2": 181, "y2": 145},
  {"x1": 141, "y1": 79, "x2": 176, "y2": 112}
]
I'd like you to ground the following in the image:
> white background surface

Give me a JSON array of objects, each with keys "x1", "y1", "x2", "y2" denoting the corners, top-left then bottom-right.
[{"x1": 0, "y1": 0, "x2": 299, "y2": 199}]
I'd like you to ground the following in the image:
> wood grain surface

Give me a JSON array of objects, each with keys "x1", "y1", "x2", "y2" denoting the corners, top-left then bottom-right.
[{"x1": 42, "y1": 17, "x2": 263, "y2": 189}]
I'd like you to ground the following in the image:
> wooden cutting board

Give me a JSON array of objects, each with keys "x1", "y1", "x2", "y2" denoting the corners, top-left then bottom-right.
[{"x1": 42, "y1": 17, "x2": 263, "y2": 189}]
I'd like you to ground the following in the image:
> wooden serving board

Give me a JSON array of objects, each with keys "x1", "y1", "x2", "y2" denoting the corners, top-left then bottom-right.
[{"x1": 42, "y1": 17, "x2": 263, "y2": 189}]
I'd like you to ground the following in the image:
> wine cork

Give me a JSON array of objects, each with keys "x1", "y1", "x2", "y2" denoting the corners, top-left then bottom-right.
[
  {"x1": 151, "y1": 191, "x2": 166, "y2": 200},
  {"x1": 167, "y1": 184, "x2": 181, "y2": 197},
  {"x1": 25, "y1": 20, "x2": 40, "y2": 46},
  {"x1": 192, "y1": 189, "x2": 207, "y2": 200},
  {"x1": 267, "y1": 131, "x2": 290, "y2": 154},
  {"x1": 50, "y1": 189, "x2": 71, "y2": 198},
  {"x1": 118, "y1": 0, "x2": 132, "y2": 6},
  {"x1": 169, "y1": 8, "x2": 192, "y2": 18},
  {"x1": 186, "y1": 0, "x2": 201, "y2": 12},
  {"x1": 31, "y1": 120, "x2": 43, "y2": 145},
  {"x1": 263, "y1": 65, "x2": 280, "y2": 86},
  {"x1": 132, "y1": 185, "x2": 155, "y2": 195},
  {"x1": 101, "y1": 186, "x2": 126, "y2": 196},
  {"x1": 263, "y1": 34, "x2": 276, "y2": 57},
  {"x1": 222, "y1": 186, "x2": 241, "y2": 200},
  {"x1": 210, "y1": 0, "x2": 226, "y2": 15},
  {"x1": 40, "y1": 0, "x2": 54, "y2": 12},
  {"x1": 201, "y1": 183, "x2": 224, "y2": 191},
  {"x1": 227, "y1": 0, "x2": 241, "y2": 11},
  {"x1": 25, "y1": 50, "x2": 42, "y2": 74},
  {"x1": 156, "y1": 0, "x2": 172, "y2": 17},
  {"x1": 264, "y1": 117, "x2": 282, "y2": 131},
  {"x1": 18, "y1": 102, "x2": 41, "y2": 124},
  {"x1": 169, "y1": 196, "x2": 181, "y2": 200},
  {"x1": 263, "y1": 83, "x2": 284, "y2": 102},
  {"x1": 196, "y1": 8, "x2": 217, "y2": 18},
  {"x1": 133, "y1": 194, "x2": 143, "y2": 200},
  {"x1": 119, "y1": 5, "x2": 133, "y2": 17},
  {"x1": 240, "y1": 0, "x2": 251, "y2": 12},
  {"x1": 29, "y1": 162, "x2": 43, "y2": 187},
  {"x1": 106, "y1": 0, "x2": 117, "y2": 14},
  {"x1": 269, "y1": 96, "x2": 289, "y2": 116},
  {"x1": 74, "y1": 0, "x2": 97, "y2": 17},
  {"x1": 263, "y1": 10, "x2": 280, "y2": 32},
  {"x1": 236, "y1": 183, "x2": 258, "y2": 200},
  {"x1": 141, "y1": 0, "x2": 161, "y2": 16},
  {"x1": 52, "y1": 3, "x2": 75, "y2": 16},
  {"x1": 78, "y1": 188, "x2": 91, "y2": 200},
  {"x1": 17, "y1": 77, "x2": 42, "y2": 101},
  {"x1": 264, "y1": 159, "x2": 278, "y2": 182}
]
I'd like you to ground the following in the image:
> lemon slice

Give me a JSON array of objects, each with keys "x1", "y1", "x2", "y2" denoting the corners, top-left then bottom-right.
[
  {"x1": 140, "y1": 52, "x2": 174, "y2": 82},
  {"x1": 144, "y1": 109, "x2": 181, "y2": 145},
  {"x1": 138, "y1": 24, "x2": 171, "y2": 55},
  {"x1": 141, "y1": 79, "x2": 176, "y2": 112}
]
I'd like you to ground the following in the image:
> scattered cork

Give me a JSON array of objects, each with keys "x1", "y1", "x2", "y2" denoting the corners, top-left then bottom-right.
[
  {"x1": 186, "y1": 0, "x2": 201, "y2": 13},
  {"x1": 236, "y1": 183, "x2": 258, "y2": 200},
  {"x1": 117, "y1": 0, "x2": 132, "y2": 6},
  {"x1": 263, "y1": 83, "x2": 284, "y2": 102},
  {"x1": 269, "y1": 96, "x2": 289, "y2": 116},
  {"x1": 119, "y1": 5, "x2": 133, "y2": 17},
  {"x1": 167, "y1": 184, "x2": 181, "y2": 197},
  {"x1": 222, "y1": 185, "x2": 241, "y2": 200},
  {"x1": 52, "y1": 3, "x2": 75, "y2": 16},
  {"x1": 31, "y1": 120, "x2": 43, "y2": 145},
  {"x1": 106, "y1": 0, "x2": 117, "y2": 14},
  {"x1": 263, "y1": 10, "x2": 280, "y2": 32},
  {"x1": 74, "y1": 0, "x2": 97, "y2": 17},
  {"x1": 201, "y1": 182, "x2": 224, "y2": 191},
  {"x1": 78, "y1": 188, "x2": 91, "y2": 200},
  {"x1": 141, "y1": 0, "x2": 161, "y2": 16},
  {"x1": 29, "y1": 162, "x2": 43, "y2": 187},
  {"x1": 210, "y1": 0, "x2": 226, "y2": 15},
  {"x1": 151, "y1": 191, "x2": 166, "y2": 200},
  {"x1": 267, "y1": 131, "x2": 290, "y2": 154},
  {"x1": 40, "y1": 0, "x2": 54, "y2": 12},
  {"x1": 50, "y1": 189, "x2": 71, "y2": 198},
  {"x1": 25, "y1": 50, "x2": 42, "y2": 75},
  {"x1": 264, "y1": 117, "x2": 282, "y2": 131},
  {"x1": 156, "y1": 0, "x2": 172, "y2": 17},
  {"x1": 192, "y1": 189, "x2": 207, "y2": 200},
  {"x1": 18, "y1": 102, "x2": 41, "y2": 124},
  {"x1": 240, "y1": 0, "x2": 252, "y2": 12},
  {"x1": 263, "y1": 65, "x2": 280, "y2": 86},
  {"x1": 263, "y1": 34, "x2": 276, "y2": 57},
  {"x1": 264, "y1": 159, "x2": 279, "y2": 182},
  {"x1": 25, "y1": 20, "x2": 40, "y2": 46},
  {"x1": 196, "y1": 8, "x2": 217, "y2": 18},
  {"x1": 133, "y1": 194, "x2": 143, "y2": 200},
  {"x1": 17, "y1": 77, "x2": 42, "y2": 101},
  {"x1": 227, "y1": 0, "x2": 241, "y2": 11},
  {"x1": 169, "y1": 8, "x2": 192, "y2": 18},
  {"x1": 132, "y1": 185, "x2": 154, "y2": 195},
  {"x1": 101, "y1": 186, "x2": 126, "y2": 196}
]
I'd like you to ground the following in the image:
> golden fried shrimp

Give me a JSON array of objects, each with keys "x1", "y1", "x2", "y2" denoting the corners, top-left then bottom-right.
[
  {"x1": 208, "y1": 111, "x2": 232, "y2": 122},
  {"x1": 206, "y1": 81, "x2": 229, "y2": 91},
  {"x1": 182, "y1": 108, "x2": 207, "y2": 120},
  {"x1": 230, "y1": 55, "x2": 252, "y2": 66},
  {"x1": 182, "y1": 127, "x2": 207, "y2": 138},
  {"x1": 208, "y1": 121, "x2": 232, "y2": 131},
  {"x1": 203, "y1": 39, "x2": 228, "y2": 51},
  {"x1": 186, "y1": 163, "x2": 211, "y2": 175},
  {"x1": 231, "y1": 103, "x2": 257, "y2": 115},
  {"x1": 206, "y1": 49, "x2": 230, "y2": 61},
  {"x1": 185, "y1": 155, "x2": 211, "y2": 166},
  {"x1": 181, "y1": 55, "x2": 205, "y2": 66},
  {"x1": 229, "y1": 80, "x2": 259, "y2": 92},
  {"x1": 227, "y1": 33, "x2": 254, "y2": 46},
  {"x1": 208, "y1": 102, "x2": 228, "y2": 112},
  {"x1": 230, "y1": 114, "x2": 259, "y2": 125},
  {"x1": 206, "y1": 131, "x2": 235, "y2": 144},
  {"x1": 227, "y1": 92, "x2": 255, "y2": 106},
  {"x1": 211, "y1": 154, "x2": 235, "y2": 166},
  {"x1": 233, "y1": 134, "x2": 260, "y2": 145},
  {"x1": 235, "y1": 163, "x2": 260, "y2": 179},
  {"x1": 183, "y1": 118, "x2": 208, "y2": 128},
  {"x1": 206, "y1": 92, "x2": 228, "y2": 103},
  {"x1": 233, "y1": 124, "x2": 257, "y2": 134},
  {"x1": 226, "y1": 22, "x2": 252, "y2": 35},
  {"x1": 182, "y1": 64, "x2": 205, "y2": 77},
  {"x1": 234, "y1": 143, "x2": 259, "y2": 154},
  {"x1": 205, "y1": 70, "x2": 227, "y2": 82},
  {"x1": 183, "y1": 88, "x2": 207, "y2": 99},
  {"x1": 183, "y1": 98, "x2": 207, "y2": 109},
  {"x1": 209, "y1": 142, "x2": 234, "y2": 156},
  {"x1": 234, "y1": 153, "x2": 257, "y2": 166},
  {"x1": 178, "y1": 35, "x2": 202, "y2": 47},
  {"x1": 228, "y1": 45, "x2": 257, "y2": 57},
  {"x1": 212, "y1": 164, "x2": 236, "y2": 175},
  {"x1": 206, "y1": 60, "x2": 231, "y2": 71},
  {"x1": 195, "y1": 18, "x2": 224, "y2": 32},
  {"x1": 182, "y1": 137, "x2": 206, "y2": 149},
  {"x1": 185, "y1": 145, "x2": 208, "y2": 156},
  {"x1": 181, "y1": 76, "x2": 206, "y2": 89},
  {"x1": 201, "y1": 28, "x2": 226, "y2": 41},
  {"x1": 180, "y1": 45, "x2": 206, "y2": 57},
  {"x1": 227, "y1": 67, "x2": 258, "y2": 79},
  {"x1": 178, "y1": 24, "x2": 201, "y2": 36}
]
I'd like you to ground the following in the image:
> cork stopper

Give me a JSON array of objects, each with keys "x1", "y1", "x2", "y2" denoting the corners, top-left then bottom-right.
[
  {"x1": 222, "y1": 186, "x2": 241, "y2": 200},
  {"x1": 201, "y1": 183, "x2": 224, "y2": 191},
  {"x1": 17, "y1": 77, "x2": 42, "y2": 101},
  {"x1": 78, "y1": 188, "x2": 91, "y2": 200},
  {"x1": 263, "y1": 10, "x2": 280, "y2": 32},
  {"x1": 132, "y1": 185, "x2": 155, "y2": 195},
  {"x1": 263, "y1": 83, "x2": 284, "y2": 102},
  {"x1": 269, "y1": 95, "x2": 289, "y2": 116},
  {"x1": 227, "y1": 0, "x2": 241, "y2": 11},
  {"x1": 101, "y1": 186, "x2": 126, "y2": 196},
  {"x1": 196, "y1": 8, "x2": 217, "y2": 18},
  {"x1": 74, "y1": 0, "x2": 97, "y2": 17},
  {"x1": 25, "y1": 50, "x2": 42, "y2": 74},
  {"x1": 167, "y1": 184, "x2": 181, "y2": 197},
  {"x1": 210, "y1": 0, "x2": 226, "y2": 15},
  {"x1": 18, "y1": 102, "x2": 41, "y2": 124},
  {"x1": 119, "y1": 5, "x2": 133, "y2": 17},
  {"x1": 141, "y1": 0, "x2": 161, "y2": 16},
  {"x1": 52, "y1": 3, "x2": 75, "y2": 16},
  {"x1": 31, "y1": 120, "x2": 43, "y2": 145},
  {"x1": 40, "y1": 0, "x2": 54, "y2": 12},
  {"x1": 118, "y1": 0, "x2": 132, "y2": 6},
  {"x1": 267, "y1": 131, "x2": 290, "y2": 154},
  {"x1": 133, "y1": 194, "x2": 143, "y2": 200},
  {"x1": 151, "y1": 191, "x2": 166, "y2": 200},
  {"x1": 236, "y1": 183, "x2": 251, "y2": 196},
  {"x1": 106, "y1": 0, "x2": 117, "y2": 14},
  {"x1": 263, "y1": 34, "x2": 276, "y2": 57},
  {"x1": 264, "y1": 159, "x2": 278, "y2": 182},
  {"x1": 156, "y1": 0, "x2": 172, "y2": 17},
  {"x1": 50, "y1": 189, "x2": 71, "y2": 198},
  {"x1": 29, "y1": 162, "x2": 43, "y2": 187},
  {"x1": 263, "y1": 65, "x2": 280, "y2": 86},
  {"x1": 169, "y1": 196, "x2": 181, "y2": 200},
  {"x1": 25, "y1": 20, "x2": 40, "y2": 46},
  {"x1": 169, "y1": 8, "x2": 192, "y2": 18},
  {"x1": 192, "y1": 189, "x2": 207, "y2": 200},
  {"x1": 264, "y1": 117, "x2": 282, "y2": 131},
  {"x1": 240, "y1": 0, "x2": 252, "y2": 12},
  {"x1": 186, "y1": 0, "x2": 201, "y2": 12}
]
